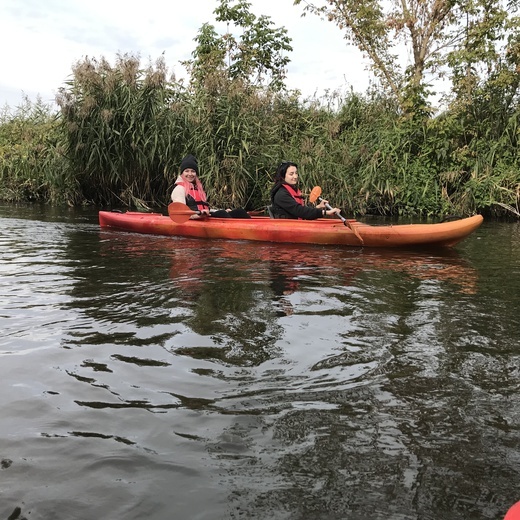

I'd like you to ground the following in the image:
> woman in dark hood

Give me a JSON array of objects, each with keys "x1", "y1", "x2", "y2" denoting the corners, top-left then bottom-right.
[{"x1": 171, "y1": 155, "x2": 250, "y2": 219}]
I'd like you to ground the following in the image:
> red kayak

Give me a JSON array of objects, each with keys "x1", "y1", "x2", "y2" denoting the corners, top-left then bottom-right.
[{"x1": 98, "y1": 204, "x2": 483, "y2": 248}]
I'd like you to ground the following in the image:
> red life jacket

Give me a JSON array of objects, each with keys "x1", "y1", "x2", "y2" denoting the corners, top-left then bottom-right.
[
  {"x1": 176, "y1": 180, "x2": 210, "y2": 212},
  {"x1": 283, "y1": 184, "x2": 305, "y2": 206}
]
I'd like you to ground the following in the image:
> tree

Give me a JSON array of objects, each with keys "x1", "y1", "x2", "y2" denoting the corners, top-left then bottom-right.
[
  {"x1": 187, "y1": 0, "x2": 293, "y2": 92},
  {"x1": 294, "y1": 0, "x2": 520, "y2": 113}
]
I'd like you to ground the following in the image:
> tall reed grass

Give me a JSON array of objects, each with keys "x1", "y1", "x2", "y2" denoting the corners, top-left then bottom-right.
[{"x1": 1, "y1": 53, "x2": 519, "y2": 217}]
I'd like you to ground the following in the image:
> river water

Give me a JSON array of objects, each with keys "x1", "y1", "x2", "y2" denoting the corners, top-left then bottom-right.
[{"x1": 1, "y1": 204, "x2": 519, "y2": 520}]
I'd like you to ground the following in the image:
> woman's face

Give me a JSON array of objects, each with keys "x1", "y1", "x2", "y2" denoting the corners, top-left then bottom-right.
[
  {"x1": 181, "y1": 168, "x2": 197, "y2": 183},
  {"x1": 284, "y1": 165, "x2": 298, "y2": 186}
]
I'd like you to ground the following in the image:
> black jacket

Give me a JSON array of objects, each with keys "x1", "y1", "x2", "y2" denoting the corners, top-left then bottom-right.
[{"x1": 271, "y1": 184, "x2": 323, "y2": 220}]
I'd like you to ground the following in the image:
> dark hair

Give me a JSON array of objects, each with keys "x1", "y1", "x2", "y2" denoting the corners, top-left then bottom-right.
[
  {"x1": 274, "y1": 161, "x2": 298, "y2": 183},
  {"x1": 270, "y1": 161, "x2": 298, "y2": 203}
]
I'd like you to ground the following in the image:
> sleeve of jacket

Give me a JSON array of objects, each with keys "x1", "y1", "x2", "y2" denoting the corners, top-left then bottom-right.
[
  {"x1": 274, "y1": 187, "x2": 323, "y2": 220},
  {"x1": 171, "y1": 185, "x2": 187, "y2": 203}
]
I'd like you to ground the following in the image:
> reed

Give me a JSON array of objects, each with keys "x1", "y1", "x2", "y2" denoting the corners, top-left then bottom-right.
[
  {"x1": 0, "y1": 96, "x2": 75, "y2": 204},
  {"x1": 1, "y1": 53, "x2": 519, "y2": 217}
]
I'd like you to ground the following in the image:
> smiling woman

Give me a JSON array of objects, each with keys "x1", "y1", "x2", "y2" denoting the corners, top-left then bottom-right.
[
  {"x1": 269, "y1": 161, "x2": 341, "y2": 220},
  {"x1": 170, "y1": 154, "x2": 250, "y2": 219}
]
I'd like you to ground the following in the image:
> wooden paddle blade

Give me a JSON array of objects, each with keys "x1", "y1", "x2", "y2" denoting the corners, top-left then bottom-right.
[
  {"x1": 344, "y1": 220, "x2": 364, "y2": 244},
  {"x1": 168, "y1": 202, "x2": 197, "y2": 223},
  {"x1": 309, "y1": 186, "x2": 322, "y2": 203}
]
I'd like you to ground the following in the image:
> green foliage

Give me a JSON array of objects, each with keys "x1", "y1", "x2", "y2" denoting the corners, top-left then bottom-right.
[
  {"x1": 181, "y1": 72, "x2": 279, "y2": 209},
  {"x1": 2, "y1": 67, "x2": 519, "y2": 216},
  {"x1": 211, "y1": 0, "x2": 292, "y2": 91},
  {"x1": 0, "y1": 96, "x2": 74, "y2": 204},
  {"x1": 296, "y1": 0, "x2": 519, "y2": 117},
  {"x1": 184, "y1": 0, "x2": 292, "y2": 92},
  {"x1": 1, "y1": 0, "x2": 519, "y2": 217},
  {"x1": 55, "y1": 53, "x2": 188, "y2": 207}
]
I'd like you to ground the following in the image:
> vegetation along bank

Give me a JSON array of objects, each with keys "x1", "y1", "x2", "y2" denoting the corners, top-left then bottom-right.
[{"x1": 1, "y1": 0, "x2": 519, "y2": 218}]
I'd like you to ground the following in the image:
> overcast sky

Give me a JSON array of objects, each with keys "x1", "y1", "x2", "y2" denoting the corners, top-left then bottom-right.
[{"x1": 0, "y1": 0, "x2": 380, "y2": 110}]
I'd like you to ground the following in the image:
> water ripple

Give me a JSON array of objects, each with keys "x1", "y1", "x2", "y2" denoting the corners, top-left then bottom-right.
[{"x1": 0, "y1": 210, "x2": 518, "y2": 519}]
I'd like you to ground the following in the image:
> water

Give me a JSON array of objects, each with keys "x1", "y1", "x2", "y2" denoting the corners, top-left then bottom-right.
[{"x1": 1, "y1": 204, "x2": 519, "y2": 520}]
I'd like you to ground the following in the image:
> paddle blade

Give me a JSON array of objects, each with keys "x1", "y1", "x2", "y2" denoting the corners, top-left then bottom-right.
[
  {"x1": 345, "y1": 220, "x2": 364, "y2": 244},
  {"x1": 168, "y1": 202, "x2": 197, "y2": 223},
  {"x1": 309, "y1": 186, "x2": 322, "y2": 203}
]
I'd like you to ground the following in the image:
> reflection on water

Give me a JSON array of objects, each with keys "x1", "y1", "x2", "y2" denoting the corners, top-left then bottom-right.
[{"x1": 0, "y1": 205, "x2": 519, "y2": 520}]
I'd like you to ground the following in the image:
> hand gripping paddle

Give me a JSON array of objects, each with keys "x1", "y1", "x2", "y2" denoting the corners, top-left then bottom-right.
[{"x1": 309, "y1": 186, "x2": 364, "y2": 244}]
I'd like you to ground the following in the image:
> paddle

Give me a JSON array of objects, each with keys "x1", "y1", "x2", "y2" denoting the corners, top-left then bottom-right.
[
  {"x1": 168, "y1": 203, "x2": 258, "y2": 222},
  {"x1": 309, "y1": 186, "x2": 364, "y2": 244},
  {"x1": 168, "y1": 202, "x2": 204, "y2": 223}
]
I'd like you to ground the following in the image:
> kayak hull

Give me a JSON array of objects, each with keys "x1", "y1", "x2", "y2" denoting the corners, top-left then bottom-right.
[{"x1": 98, "y1": 211, "x2": 484, "y2": 248}]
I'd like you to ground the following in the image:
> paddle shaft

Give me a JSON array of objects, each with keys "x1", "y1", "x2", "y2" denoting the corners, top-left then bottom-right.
[
  {"x1": 318, "y1": 196, "x2": 364, "y2": 244},
  {"x1": 319, "y1": 197, "x2": 348, "y2": 224},
  {"x1": 168, "y1": 203, "x2": 253, "y2": 223}
]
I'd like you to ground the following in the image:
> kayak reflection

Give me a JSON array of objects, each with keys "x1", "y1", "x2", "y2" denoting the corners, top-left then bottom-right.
[{"x1": 99, "y1": 230, "x2": 479, "y2": 303}]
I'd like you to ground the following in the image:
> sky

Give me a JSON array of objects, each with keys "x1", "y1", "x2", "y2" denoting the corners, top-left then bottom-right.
[{"x1": 0, "y1": 0, "x2": 380, "y2": 110}]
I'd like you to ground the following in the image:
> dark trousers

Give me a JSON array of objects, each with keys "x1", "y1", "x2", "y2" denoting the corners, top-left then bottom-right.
[{"x1": 211, "y1": 208, "x2": 251, "y2": 219}]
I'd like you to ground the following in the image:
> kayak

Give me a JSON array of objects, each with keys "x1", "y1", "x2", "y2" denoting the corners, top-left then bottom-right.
[{"x1": 98, "y1": 206, "x2": 484, "y2": 248}]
